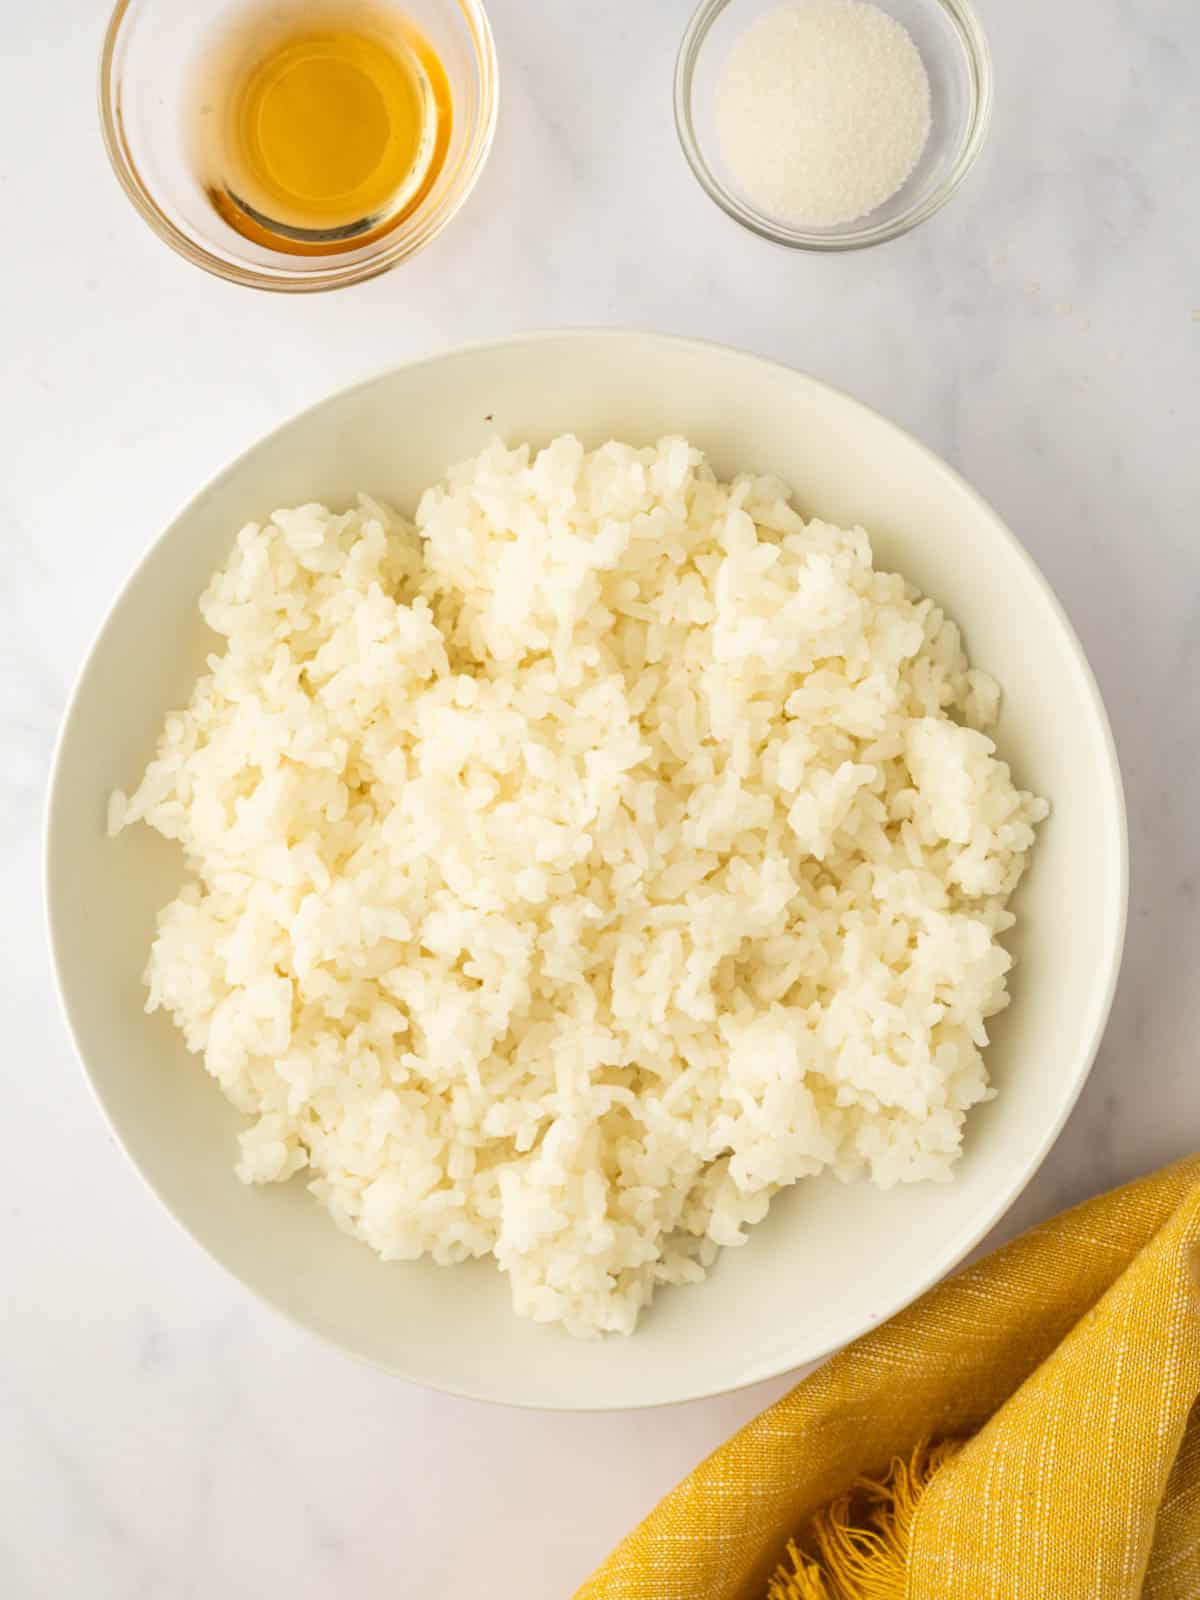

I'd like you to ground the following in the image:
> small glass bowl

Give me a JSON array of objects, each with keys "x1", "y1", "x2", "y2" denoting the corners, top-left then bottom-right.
[
  {"x1": 675, "y1": 0, "x2": 992, "y2": 251},
  {"x1": 100, "y1": 0, "x2": 498, "y2": 292}
]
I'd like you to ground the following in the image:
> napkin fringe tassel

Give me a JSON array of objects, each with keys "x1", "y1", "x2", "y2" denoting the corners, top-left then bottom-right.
[{"x1": 768, "y1": 1437, "x2": 965, "y2": 1600}]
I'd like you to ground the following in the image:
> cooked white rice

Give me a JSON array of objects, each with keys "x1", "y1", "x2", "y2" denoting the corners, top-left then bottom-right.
[{"x1": 113, "y1": 436, "x2": 1046, "y2": 1336}]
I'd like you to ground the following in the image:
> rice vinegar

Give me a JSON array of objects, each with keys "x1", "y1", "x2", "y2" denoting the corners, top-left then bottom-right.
[{"x1": 190, "y1": 2, "x2": 452, "y2": 254}]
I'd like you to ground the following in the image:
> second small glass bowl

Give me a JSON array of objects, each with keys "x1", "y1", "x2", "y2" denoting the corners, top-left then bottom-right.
[
  {"x1": 100, "y1": 0, "x2": 498, "y2": 292},
  {"x1": 675, "y1": 0, "x2": 992, "y2": 252}
]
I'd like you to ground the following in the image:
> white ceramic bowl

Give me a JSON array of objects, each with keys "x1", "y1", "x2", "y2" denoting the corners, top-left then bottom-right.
[{"x1": 46, "y1": 333, "x2": 1126, "y2": 1409}]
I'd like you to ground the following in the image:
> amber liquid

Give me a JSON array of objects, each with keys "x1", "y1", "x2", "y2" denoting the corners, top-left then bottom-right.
[{"x1": 191, "y1": 2, "x2": 452, "y2": 255}]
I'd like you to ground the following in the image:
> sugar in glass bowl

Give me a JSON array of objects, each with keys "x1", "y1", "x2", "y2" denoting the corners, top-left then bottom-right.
[{"x1": 675, "y1": 0, "x2": 993, "y2": 251}]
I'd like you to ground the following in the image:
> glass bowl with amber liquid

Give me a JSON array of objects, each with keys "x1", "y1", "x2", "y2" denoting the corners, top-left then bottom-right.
[{"x1": 101, "y1": 0, "x2": 497, "y2": 291}]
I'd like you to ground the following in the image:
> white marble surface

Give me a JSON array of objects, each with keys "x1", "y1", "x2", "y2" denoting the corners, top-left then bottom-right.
[{"x1": 2, "y1": 0, "x2": 1198, "y2": 1594}]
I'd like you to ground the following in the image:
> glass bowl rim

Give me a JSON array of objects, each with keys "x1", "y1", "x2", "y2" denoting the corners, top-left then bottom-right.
[
  {"x1": 673, "y1": 0, "x2": 993, "y2": 253},
  {"x1": 98, "y1": 0, "x2": 499, "y2": 293}
]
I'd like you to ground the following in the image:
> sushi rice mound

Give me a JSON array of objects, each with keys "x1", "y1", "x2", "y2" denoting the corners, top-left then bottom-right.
[{"x1": 112, "y1": 435, "x2": 1046, "y2": 1336}]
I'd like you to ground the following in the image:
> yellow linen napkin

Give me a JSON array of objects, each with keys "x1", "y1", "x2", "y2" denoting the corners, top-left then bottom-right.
[{"x1": 577, "y1": 1155, "x2": 1200, "y2": 1600}]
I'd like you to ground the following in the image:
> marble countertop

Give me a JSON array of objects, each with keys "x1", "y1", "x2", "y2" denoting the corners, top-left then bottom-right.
[{"x1": 2, "y1": 0, "x2": 1198, "y2": 1594}]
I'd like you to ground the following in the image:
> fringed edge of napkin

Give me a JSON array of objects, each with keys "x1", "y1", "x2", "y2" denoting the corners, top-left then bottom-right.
[{"x1": 768, "y1": 1438, "x2": 966, "y2": 1600}]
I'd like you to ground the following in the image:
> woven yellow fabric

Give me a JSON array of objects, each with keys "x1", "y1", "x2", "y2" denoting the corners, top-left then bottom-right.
[{"x1": 577, "y1": 1156, "x2": 1200, "y2": 1600}]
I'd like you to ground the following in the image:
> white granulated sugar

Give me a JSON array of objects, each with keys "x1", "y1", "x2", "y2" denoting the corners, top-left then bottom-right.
[
  {"x1": 116, "y1": 436, "x2": 1045, "y2": 1337},
  {"x1": 716, "y1": 0, "x2": 932, "y2": 227}
]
